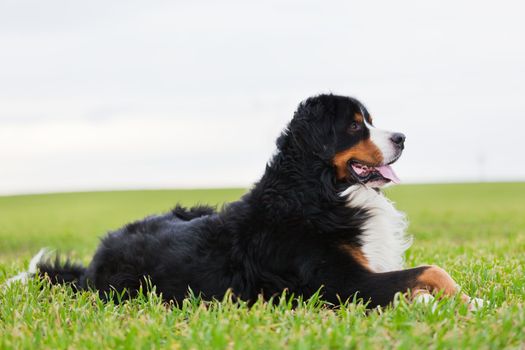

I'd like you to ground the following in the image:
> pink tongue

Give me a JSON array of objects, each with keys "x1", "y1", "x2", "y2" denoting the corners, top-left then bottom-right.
[{"x1": 375, "y1": 165, "x2": 401, "y2": 184}]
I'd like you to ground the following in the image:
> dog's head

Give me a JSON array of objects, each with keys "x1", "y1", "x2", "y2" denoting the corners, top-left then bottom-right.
[{"x1": 282, "y1": 94, "x2": 405, "y2": 188}]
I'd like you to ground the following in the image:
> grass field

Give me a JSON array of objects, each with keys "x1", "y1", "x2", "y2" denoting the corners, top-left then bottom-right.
[{"x1": 1, "y1": 183, "x2": 524, "y2": 349}]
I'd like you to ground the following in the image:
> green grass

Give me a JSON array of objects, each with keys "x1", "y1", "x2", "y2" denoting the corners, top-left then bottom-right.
[{"x1": 1, "y1": 183, "x2": 524, "y2": 349}]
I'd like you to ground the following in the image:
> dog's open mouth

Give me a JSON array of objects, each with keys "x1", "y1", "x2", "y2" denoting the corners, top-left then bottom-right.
[{"x1": 347, "y1": 161, "x2": 400, "y2": 186}]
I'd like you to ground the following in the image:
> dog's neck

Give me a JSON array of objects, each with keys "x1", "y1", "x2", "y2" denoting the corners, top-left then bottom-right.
[
  {"x1": 259, "y1": 149, "x2": 339, "y2": 199},
  {"x1": 245, "y1": 149, "x2": 356, "y2": 232},
  {"x1": 241, "y1": 150, "x2": 411, "y2": 272}
]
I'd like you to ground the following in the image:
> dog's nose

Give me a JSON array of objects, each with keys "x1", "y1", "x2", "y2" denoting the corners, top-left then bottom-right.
[{"x1": 391, "y1": 133, "x2": 406, "y2": 147}]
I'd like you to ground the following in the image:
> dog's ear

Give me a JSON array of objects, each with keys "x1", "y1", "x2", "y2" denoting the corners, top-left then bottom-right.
[{"x1": 285, "y1": 96, "x2": 337, "y2": 159}]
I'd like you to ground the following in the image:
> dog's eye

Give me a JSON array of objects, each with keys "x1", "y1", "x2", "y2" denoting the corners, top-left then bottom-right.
[{"x1": 348, "y1": 122, "x2": 361, "y2": 132}]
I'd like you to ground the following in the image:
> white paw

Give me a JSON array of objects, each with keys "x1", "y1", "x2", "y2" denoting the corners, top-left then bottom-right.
[
  {"x1": 414, "y1": 293, "x2": 438, "y2": 312},
  {"x1": 468, "y1": 297, "x2": 488, "y2": 311},
  {"x1": 414, "y1": 293, "x2": 435, "y2": 304}
]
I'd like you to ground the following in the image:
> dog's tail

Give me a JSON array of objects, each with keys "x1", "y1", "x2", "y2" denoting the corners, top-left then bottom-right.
[
  {"x1": 38, "y1": 254, "x2": 87, "y2": 291},
  {"x1": 3, "y1": 249, "x2": 87, "y2": 291}
]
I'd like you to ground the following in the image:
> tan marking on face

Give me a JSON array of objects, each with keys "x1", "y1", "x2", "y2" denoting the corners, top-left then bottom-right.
[
  {"x1": 333, "y1": 140, "x2": 384, "y2": 179},
  {"x1": 340, "y1": 244, "x2": 370, "y2": 270},
  {"x1": 415, "y1": 265, "x2": 469, "y2": 302},
  {"x1": 354, "y1": 113, "x2": 364, "y2": 123}
]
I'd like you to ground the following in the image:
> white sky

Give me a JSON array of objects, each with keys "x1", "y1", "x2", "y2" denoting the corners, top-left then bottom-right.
[{"x1": 1, "y1": 0, "x2": 524, "y2": 195}]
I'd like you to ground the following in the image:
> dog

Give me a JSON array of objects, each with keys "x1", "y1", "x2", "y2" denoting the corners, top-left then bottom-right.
[{"x1": 5, "y1": 94, "x2": 484, "y2": 309}]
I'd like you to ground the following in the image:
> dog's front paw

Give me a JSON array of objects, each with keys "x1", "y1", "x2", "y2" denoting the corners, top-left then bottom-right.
[
  {"x1": 467, "y1": 297, "x2": 488, "y2": 311},
  {"x1": 413, "y1": 292, "x2": 438, "y2": 312},
  {"x1": 413, "y1": 292, "x2": 435, "y2": 304}
]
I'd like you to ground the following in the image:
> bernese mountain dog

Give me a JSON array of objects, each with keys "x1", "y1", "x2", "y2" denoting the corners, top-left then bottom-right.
[{"x1": 5, "y1": 94, "x2": 484, "y2": 309}]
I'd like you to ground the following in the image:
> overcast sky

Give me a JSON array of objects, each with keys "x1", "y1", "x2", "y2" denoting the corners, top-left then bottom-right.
[{"x1": 1, "y1": 0, "x2": 524, "y2": 195}]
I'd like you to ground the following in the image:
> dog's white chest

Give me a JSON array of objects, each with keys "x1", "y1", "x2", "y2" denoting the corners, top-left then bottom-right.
[{"x1": 342, "y1": 186, "x2": 411, "y2": 273}]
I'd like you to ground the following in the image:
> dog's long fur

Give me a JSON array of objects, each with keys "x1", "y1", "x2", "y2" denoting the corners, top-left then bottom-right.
[{"x1": 13, "y1": 94, "x2": 480, "y2": 308}]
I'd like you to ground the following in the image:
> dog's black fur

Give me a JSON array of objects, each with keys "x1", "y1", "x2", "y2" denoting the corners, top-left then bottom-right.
[{"x1": 38, "y1": 94, "x2": 436, "y2": 307}]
